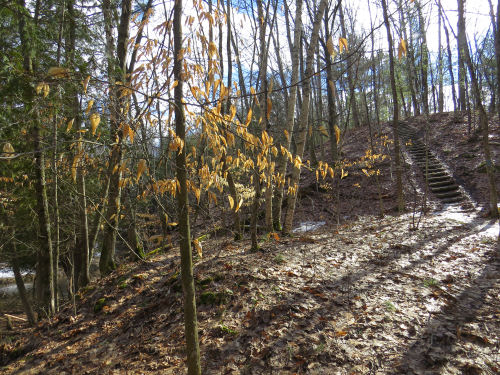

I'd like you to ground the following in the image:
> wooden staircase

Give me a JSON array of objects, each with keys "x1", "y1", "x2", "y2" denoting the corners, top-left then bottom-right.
[{"x1": 398, "y1": 122, "x2": 465, "y2": 205}]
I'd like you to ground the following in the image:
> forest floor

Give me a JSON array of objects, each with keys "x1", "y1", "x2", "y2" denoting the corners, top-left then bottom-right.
[{"x1": 1, "y1": 112, "x2": 499, "y2": 374}]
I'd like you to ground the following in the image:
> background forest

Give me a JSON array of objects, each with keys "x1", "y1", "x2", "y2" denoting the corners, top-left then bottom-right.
[{"x1": 0, "y1": 0, "x2": 499, "y2": 373}]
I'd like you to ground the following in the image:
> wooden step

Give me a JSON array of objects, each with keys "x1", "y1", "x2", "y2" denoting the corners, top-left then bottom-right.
[
  {"x1": 427, "y1": 171, "x2": 448, "y2": 177},
  {"x1": 429, "y1": 179, "x2": 455, "y2": 187},
  {"x1": 435, "y1": 190, "x2": 461, "y2": 199},
  {"x1": 441, "y1": 196, "x2": 464, "y2": 204},
  {"x1": 430, "y1": 184, "x2": 459, "y2": 193},
  {"x1": 427, "y1": 176, "x2": 453, "y2": 183}
]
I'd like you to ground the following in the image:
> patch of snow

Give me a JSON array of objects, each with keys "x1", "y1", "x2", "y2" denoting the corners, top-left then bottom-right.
[
  {"x1": 292, "y1": 221, "x2": 326, "y2": 233},
  {"x1": 0, "y1": 265, "x2": 30, "y2": 280},
  {"x1": 0, "y1": 283, "x2": 32, "y2": 296},
  {"x1": 434, "y1": 207, "x2": 499, "y2": 239},
  {"x1": 0, "y1": 268, "x2": 14, "y2": 278}
]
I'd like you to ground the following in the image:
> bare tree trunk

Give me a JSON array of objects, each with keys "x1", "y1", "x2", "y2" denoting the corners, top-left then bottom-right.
[
  {"x1": 438, "y1": 0, "x2": 444, "y2": 112},
  {"x1": 458, "y1": 0, "x2": 499, "y2": 217},
  {"x1": 443, "y1": 19, "x2": 458, "y2": 111},
  {"x1": 457, "y1": 0, "x2": 467, "y2": 111},
  {"x1": 381, "y1": 0, "x2": 405, "y2": 213},
  {"x1": 221, "y1": 0, "x2": 242, "y2": 240},
  {"x1": 173, "y1": 2, "x2": 201, "y2": 373},
  {"x1": 339, "y1": 3, "x2": 359, "y2": 127},
  {"x1": 283, "y1": 0, "x2": 328, "y2": 234},
  {"x1": 33, "y1": 119, "x2": 55, "y2": 315},
  {"x1": 100, "y1": 0, "x2": 132, "y2": 276},
  {"x1": 273, "y1": 0, "x2": 303, "y2": 231},
  {"x1": 323, "y1": 6, "x2": 339, "y2": 163},
  {"x1": 496, "y1": 0, "x2": 500, "y2": 113},
  {"x1": 416, "y1": 0, "x2": 430, "y2": 114}
]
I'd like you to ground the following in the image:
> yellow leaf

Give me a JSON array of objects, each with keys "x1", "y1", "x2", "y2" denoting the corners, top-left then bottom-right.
[
  {"x1": 326, "y1": 35, "x2": 335, "y2": 57},
  {"x1": 136, "y1": 159, "x2": 147, "y2": 182},
  {"x1": 2, "y1": 142, "x2": 14, "y2": 154},
  {"x1": 128, "y1": 126, "x2": 135, "y2": 143},
  {"x1": 268, "y1": 79, "x2": 274, "y2": 93},
  {"x1": 35, "y1": 82, "x2": 44, "y2": 95},
  {"x1": 245, "y1": 108, "x2": 252, "y2": 127},
  {"x1": 171, "y1": 80, "x2": 179, "y2": 89},
  {"x1": 43, "y1": 84, "x2": 50, "y2": 98},
  {"x1": 398, "y1": 38, "x2": 407, "y2": 60},
  {"x1": 90, "y1": 113, "x2": 100, "y2": 135},
  {"x1": 71, "y1": 154, "x2": 81, "y2": 183},
  {"x1": 85, "y1": 100, "x2": 94, "y2": 114},
  {"x1": 341, "y1": 169, "x2": 348, "y2": 179},
  {"x1": 228, "y1": 195, "x2": 234, "y2": 209},
  {"x1": 334, "y1": 125, "x2": 341, "y2": 144},
  {"x1": 362, "y1": 168, "x2": 370, "y2": 177},
  {"x1": 339, "y1": 37, "x2": 348, "y2": 54},
  {"x1": 284, "y1": 129, "x2": 289, "y2": 141},
  {"x1": 235, "y1": 198, "x2": 243, "y2": 213},
  {"x1": 48, "y1": 66, "x2": 69, "y2": 78},
  {"x1": 194, "y1": 187, "x2": 201, "y2": 203},
  {"x1": 319, "y1": 125, "x2": 329, "y2": 137},
  {"x1": 193, "y1": 239, "x2": 202, "y2": 258},
  {"x1": 250, "y1": 87, "x2": 256, "y2": 95},
  {"x1": 208, "y1": 41, "x2": 218, "y2": 58},
  {"x1": 229, "y1": 105, "x2": 236, "y2": 122},
  {"x1": 328, "y1": 167, "x2": 334, "y2": 178},
  {"x1": 82, "y1": 76, "x2": 91, "y2": 94},
  {"x1": 66, "y1": 118, "x2": 75, "y2": 132}
]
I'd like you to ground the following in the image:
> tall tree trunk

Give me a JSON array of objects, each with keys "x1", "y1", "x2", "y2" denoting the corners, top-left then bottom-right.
[
  {"x1": 16, "y1": 0, "x2": 55, "y2": 316},
  {"x1": 381, "y1": 0, "x2": 405, "y2": 213},
  {"x1": 398, "y1": 0, "x2": 419, "y2": 116},
  {"x1": 283, "y1": 0, "x2": 328, "y2": 234},
  {"x1": 339, "y1": 3, "x2": 359, "y2": 127},
  {"x1": 100, "y1": 0, "x2": 132, "y2": 276},
  {"x1": 416, "y1": 0, "x2": 429, "y2": 114},
  {"x1": 66, "y1": 0, "x2": 90, "y2": 289},
  {"x1": 438, "y1": 0, "x2": 444, "y2": 112},
  {"x1": 457, "y1": 0, "x2": 467, "y2": 111},
  {"x1": 323, "y1": 6, "x2": 339, "y2": 163},
  {"x1": 255, "y1": 0, "x2": 274, "y2": 233},
  {"x1": 33, "y1": 118, "x2": 56, "y2": 315},
  {"x1": 458, "y1": 0, "x2": 499, "y2": 217},
  {"x1": 443, "y1": 19, "x2": 458, "y2": 111},
  {"x1": 496, "y1": 0, "x2": 500, "y2": 113},
  {"x1": 272, "y1": 0, "x2": 303, "y2": 231},
  {"x1": 173, "y1": 1, "x2": 201, "y2": 373},
  {"x1": 222, "y1": 0, "x2": 241, "y2": 240}
]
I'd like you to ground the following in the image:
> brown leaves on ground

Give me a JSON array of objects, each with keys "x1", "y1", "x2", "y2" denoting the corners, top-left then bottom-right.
[{"x1": 1, "y1": 208, "x2": 499, "y2": 375}]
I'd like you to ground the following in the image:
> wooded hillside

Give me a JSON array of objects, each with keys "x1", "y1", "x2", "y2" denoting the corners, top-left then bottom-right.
[{"x1": 0, "y1": 0, "x2": 499, "y2": 373}]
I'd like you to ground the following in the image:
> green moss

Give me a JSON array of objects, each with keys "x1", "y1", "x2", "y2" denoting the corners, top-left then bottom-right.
[
  {"x1": 94, "y1": 298, "x2": 107, "y2": 313},
  {"x1": 219, "y1": 324, "x2": 238, "y2": 336},
  {"x1": 423, "y1": 278, "x2": 439, "y2": 287},
  {"x1": 199, "y1": 290, "x2": 232, "y2": 306}
]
